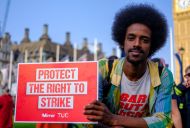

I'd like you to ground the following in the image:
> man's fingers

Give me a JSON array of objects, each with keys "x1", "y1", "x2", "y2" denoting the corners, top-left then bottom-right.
[
  {"x1": 84, "y1": 109, "x2": 103, "y2": 115},
  {"x1": 86, "y1": 115, "x2": 103, "y2": 121},
  {"x1": 84, "y1": 101, "x2": 105, "y2": 111},
  {"x1": 90, "y1": 100, "x2": 104, "y2": 106}
]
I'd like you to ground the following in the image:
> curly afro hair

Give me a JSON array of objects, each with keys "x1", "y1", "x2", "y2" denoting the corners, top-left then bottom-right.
[{"x1": 112, "y1": 4, "x2": 168, "y2": 57}]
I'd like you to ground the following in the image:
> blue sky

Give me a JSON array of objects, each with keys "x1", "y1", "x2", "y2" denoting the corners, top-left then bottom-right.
[{"x1": 1, "y1": 0, "x2": 173, "y2": 67}]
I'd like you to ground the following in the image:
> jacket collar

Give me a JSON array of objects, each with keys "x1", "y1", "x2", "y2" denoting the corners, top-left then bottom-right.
[{"x1": 111, "y1": 57, "x2": 161, "y2": 88}]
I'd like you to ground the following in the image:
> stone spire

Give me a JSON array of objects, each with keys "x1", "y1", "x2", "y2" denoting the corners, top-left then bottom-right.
[
  {"x1": 112, "y1": 48, "x2": 117, "y2": 56},
  {"x1": 81, "y1": 38, "x2": 89, "y2": 53},
  {"x1": 82, "y1": 38, "x2": 88, "y2": 49},
  {"x1": 2, "y1": 32, "x2": 11, "y2": 43},
  {"x1": 21, "y1": 28, "x2": 30, "y2": 43},
  {"x1": 39, "y1": 24, "x2": 51, "y2": 41},
  {"x1": 97, "y1": 42, "x2": 102, "y2": 52},
  {"x1": 43, "y1": 24, "x2": 48, "y2": 35},
  {"x1": 64, "y1": 32, "x2": 71, "y2": 45}
]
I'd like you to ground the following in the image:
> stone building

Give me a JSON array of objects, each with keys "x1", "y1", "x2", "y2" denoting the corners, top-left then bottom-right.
[
  {"x1": 173, "y1": 0, "x2": 190, "y2": 83},
  {"x1": 11, "y1": 24, "x2": 105, "y2": 63},
  {"x1": 0, "y1": 32, "x2": 12, "y2": 68},
  {"x1": 0, "y1": 24, "x2": 106, "y2": 94}
]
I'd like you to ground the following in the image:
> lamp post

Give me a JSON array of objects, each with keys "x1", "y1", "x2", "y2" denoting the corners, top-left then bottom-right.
[
  {"x1": 179, "y1": 47, "x2": 185, "y2": 82},
  {"x1": 179, "y1": 47, "x2": 185, "y2": 69}
]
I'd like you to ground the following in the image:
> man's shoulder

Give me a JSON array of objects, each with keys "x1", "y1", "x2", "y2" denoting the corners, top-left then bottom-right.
[
  {"x1": 160, "y1": 67, "x2": 173, "y2": 79},
  {"x1": 98, "y1": 57, "x2": 121, "y2": 67},
  {"x1": 159, "y1": 67, "x2": 174, "y2": 90},
  {"x1": 98, "y1": 58, "x2": 108, "y2": 65}
]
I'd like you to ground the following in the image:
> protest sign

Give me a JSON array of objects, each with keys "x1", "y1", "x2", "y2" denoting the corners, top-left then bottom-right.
[{"x1": 15, "y1": 61, "x2": 98, "y2": 123}]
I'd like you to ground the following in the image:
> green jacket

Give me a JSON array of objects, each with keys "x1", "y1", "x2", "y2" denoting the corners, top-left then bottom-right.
[{"x1": 74, "y1": 57, "x2": 174, "y2": 128}]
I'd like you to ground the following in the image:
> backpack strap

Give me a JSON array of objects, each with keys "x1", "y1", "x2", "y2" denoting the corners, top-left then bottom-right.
[
  {"x1": 107, "y1": 59, "x2": 115, "y2": 82},
  {"x1": 158, "y1": 65, "x2": 163, "y2": 76},
  {"x1": 102, "y1": 59, "x2": 115, "y2": 101}
]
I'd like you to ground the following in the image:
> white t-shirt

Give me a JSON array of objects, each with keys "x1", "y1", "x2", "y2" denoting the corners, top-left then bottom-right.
[{"x1": 118, "y1": 67, "x2": 151, "y2": 117}]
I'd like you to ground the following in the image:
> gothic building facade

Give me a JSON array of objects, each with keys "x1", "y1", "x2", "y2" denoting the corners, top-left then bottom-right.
[
  {"x1": 11, "y1": 24, "x2": 105, "y2": 63},
  {"x1": 0, "y1": 33, "x2": 12, "y2": 68},
  {"x1": 173, "y1": 0, "x2": 190, "y2": 83}
]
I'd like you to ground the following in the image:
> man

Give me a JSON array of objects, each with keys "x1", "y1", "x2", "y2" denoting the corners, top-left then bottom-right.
[
  {"x1": 173, "y1": 65, "x2": 190, "y2": 128},
  {"x1": 0, "y1": 85, "x2": 14, "y2": 128},
  {"x1": 84, "y1": 4, "x2": 174, "y2": 128}
]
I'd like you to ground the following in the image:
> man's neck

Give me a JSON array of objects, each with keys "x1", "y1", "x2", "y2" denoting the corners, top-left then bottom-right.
[{"x1": 123, "y1": 60, "x2": 147, "y2": 81}]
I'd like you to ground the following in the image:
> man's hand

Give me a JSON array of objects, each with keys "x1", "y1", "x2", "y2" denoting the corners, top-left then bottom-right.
[
  {"x1": 84, "y1": 100, "x2": 147, "y2": 128},
  {"x1": 84, "y1": 100, "x2": 117, "y2": 126}
]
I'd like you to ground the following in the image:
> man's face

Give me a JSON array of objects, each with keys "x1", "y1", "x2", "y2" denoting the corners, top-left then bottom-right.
[
  {"x1": 185, "y1": 69, "x2": 190, "y2": 81},
  {"x1": 124, "y1": 23, "x2": 151, "y2": 64}
]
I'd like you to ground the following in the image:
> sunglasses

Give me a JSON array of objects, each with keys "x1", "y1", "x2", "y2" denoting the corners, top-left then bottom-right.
[{"x1": 184, "y1": 73, "x2": 190, "y2": 77}]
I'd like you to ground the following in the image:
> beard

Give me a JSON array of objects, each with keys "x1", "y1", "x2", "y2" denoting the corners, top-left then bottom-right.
[
  {"x1": 126, "y1": 55, "x2": 146, "y2": 66},
  {"x1": 126, "y1": 47, "x2": 148, "y2": 65}
]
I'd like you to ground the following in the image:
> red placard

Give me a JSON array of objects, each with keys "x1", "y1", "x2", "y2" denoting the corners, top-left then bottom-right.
[{"x1": 15, "y1": 61, "x2": 98, "y2": 123}]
